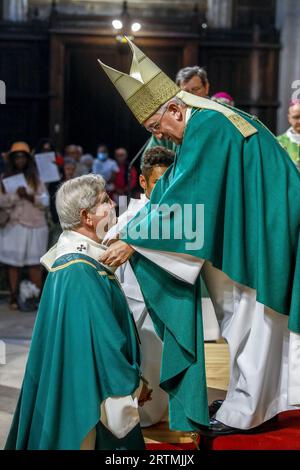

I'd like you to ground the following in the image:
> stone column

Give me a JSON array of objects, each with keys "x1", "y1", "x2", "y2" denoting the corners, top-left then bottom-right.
[
  {"x1": 2, "y1": 0, "x2": 28, "y2": 21},
  {"x1": 276, "y1": 0, "x2": 300, "y2": 133}
]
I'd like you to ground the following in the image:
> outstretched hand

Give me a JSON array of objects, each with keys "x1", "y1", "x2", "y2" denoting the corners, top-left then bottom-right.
[{"x1": 99, "y1": 240, "x2": 134, "y2": 267}]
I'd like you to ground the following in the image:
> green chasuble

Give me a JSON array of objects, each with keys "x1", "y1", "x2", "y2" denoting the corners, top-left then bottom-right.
[
  {"x1": 143, "y1": 135, "x2": 177, "y2": 157},
  {"x1": 142, "y1": 126, "x2": 210, "y2": 302},
  {"x1": 122, "y1": 107, "x2": 300, "y2": 431},
  {"x1": 5, "y1": 253, "x2": 144, "y2": 450},
  {"x1": 130, "y1": 255, "x2": 209, "y2": 431}
]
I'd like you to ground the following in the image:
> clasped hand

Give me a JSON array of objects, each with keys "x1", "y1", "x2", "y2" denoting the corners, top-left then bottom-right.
[
  {"x1": 138, "y1": 382, "x2": 153, "y2": 407},
  {"x1": 17, "y1": 186, "x2": 34, "y2": 203},
  {"x1": 100, "y1": 240, "x2": 134, "y2": 268}
]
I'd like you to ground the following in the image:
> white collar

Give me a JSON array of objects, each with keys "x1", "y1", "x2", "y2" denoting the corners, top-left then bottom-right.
[
  {"x1": 40, "y1": 230, "x2": 115, "y2": 273},
  {"x1": 127, "y1": 193, "x2": 148, "y2": 210},
  {"x1": 140, "y1": 193, "x2": 149, "y2": 202},
  {"x1": 133, "y1": 193, "x2": 148, "y2": 205},
  {"x1": 286, "y1": 127, "x2": 300, "y2": 145},
  {"x1": 185, "y1": 106, "x2": 192, "y2": 125}
]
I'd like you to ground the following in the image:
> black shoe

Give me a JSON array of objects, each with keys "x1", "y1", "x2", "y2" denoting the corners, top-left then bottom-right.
[
  {"x1": 209, "y1": 399, "x2": 224, "y2": 418},
  {"x1": 199, "y1": 415, "x2": 279, "y2": 438},
  {"x1": 199, "y1": 418, "x2": 240, "y2": 437}
]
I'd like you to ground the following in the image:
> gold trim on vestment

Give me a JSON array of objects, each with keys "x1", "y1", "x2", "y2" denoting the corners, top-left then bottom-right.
[
  {"x1": 49, "y1": 259, "x2": 96, "y2": 272},
  {"x1": 49, "y1": 259, "x2": 114, "y2": 278},
  {"x1": 226, "y1": 114, "x2": 258, "y2": 138}
]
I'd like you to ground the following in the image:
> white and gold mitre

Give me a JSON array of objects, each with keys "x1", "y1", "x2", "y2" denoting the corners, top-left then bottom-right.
[
  {"x1": 98, "y1": 37, "x2": 180, "y2": 124},
  {"x1": 99, "y1": 37, "x2": 257, "y2": 138}
]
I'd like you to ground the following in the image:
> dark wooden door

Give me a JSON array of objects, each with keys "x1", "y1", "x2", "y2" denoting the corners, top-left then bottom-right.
[
  {"x1": 0, "y1": 30, "x2": 49, "y2": 151},
  {"x1": 64, "y1": 40, "x2": 182, "y2": 159}
]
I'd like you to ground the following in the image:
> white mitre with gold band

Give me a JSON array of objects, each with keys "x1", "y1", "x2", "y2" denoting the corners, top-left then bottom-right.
[
  {"x1": 98, "y1": 37, "x2": 257, "y2": 138},
  {"x1": 98, "y1": 37, "x2": 179, "y2": 124}
]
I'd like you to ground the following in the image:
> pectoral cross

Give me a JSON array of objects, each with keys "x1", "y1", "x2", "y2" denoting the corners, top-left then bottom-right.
[{"x1": 77, "y1": 244, "x2": 87, "y2": 252}]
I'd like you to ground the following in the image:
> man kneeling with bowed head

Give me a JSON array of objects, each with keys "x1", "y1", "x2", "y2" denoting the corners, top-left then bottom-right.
[{"x1": 5, "y1": 174, "x2": 151, "y2": 450}]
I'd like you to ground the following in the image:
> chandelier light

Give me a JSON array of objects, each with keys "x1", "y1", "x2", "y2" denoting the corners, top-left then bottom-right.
[{"x1": 112, "y1": 1, "x2": 142, "y2": 41}]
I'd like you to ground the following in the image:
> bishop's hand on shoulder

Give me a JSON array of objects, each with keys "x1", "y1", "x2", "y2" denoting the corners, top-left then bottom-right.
[
  {"x1": 102, "y1": 233, "x2": 120, "y2": 247},
  {"x1": 99, "y1": 240, "x2": 134, "y2": 267}
]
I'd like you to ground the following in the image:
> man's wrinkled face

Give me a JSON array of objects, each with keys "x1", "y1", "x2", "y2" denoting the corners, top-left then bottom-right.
[
  {"x1": 180, "y1": 75, "x2": 209, "y2": 97},
  {"x1": 143, "y1": 103, "x2": 186, "y2": 145},
  {"x1": 288, "y1": 104, "x2": 300, "y2": 134},
  {"x1": 91, "y1": 192, "x2": 116, "y2": 241}
]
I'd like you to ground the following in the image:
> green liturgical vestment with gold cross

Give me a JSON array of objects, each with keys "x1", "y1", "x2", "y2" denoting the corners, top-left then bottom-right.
[
  {"x1": 5, "y1": 253, "x2": 144, "y2": 450},
  {"x1": 122, "y1": 107, "x2": 300, "y2": 431}
]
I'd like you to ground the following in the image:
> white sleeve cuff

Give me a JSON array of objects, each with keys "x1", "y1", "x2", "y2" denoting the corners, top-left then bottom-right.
[
  {"x1": 133, "y1": 246, "x2": 204, "y2": 285},
  {"x1": 100, "y1": 393, "x2": 140, "y2": 439},
  {"x1": 288, "y1": 331, "x2": 300, "y2": 406}
]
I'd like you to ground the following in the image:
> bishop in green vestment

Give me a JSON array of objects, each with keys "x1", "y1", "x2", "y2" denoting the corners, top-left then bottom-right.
[
  {"x1": 98, "y1": 39, "x2": 300, "y2": 434},
  {"x1": 5, "y1": 175, "x2": 146, "y2": 450}
]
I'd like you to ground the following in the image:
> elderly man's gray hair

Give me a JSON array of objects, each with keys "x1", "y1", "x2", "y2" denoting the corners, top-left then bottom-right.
[
  {"x1": 56, "y1": 174, "x2": 106, "y2": 230},
  {"x1": 175, "y1": 66, "x2": 208, "y2": 86}
]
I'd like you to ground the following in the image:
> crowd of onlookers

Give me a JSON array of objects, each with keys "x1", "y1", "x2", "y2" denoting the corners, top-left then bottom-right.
[{"x1": 0, "y1": 139, "x2": 139, "y2": 310}]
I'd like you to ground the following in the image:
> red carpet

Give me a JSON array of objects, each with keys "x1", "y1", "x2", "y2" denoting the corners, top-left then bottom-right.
[
  {"x1": 146, "y1": 442, "x2": 198, "y2": 450},
  {"x1": 146, "y1": 411, "x2": 300, "y2": 450},
  {"x1": 201, "y1": 410, "x2": 300, "y2": 450}
]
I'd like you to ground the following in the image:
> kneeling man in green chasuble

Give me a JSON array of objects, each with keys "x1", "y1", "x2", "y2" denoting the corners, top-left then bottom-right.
[{"x1": 5, "y1": 174, "x2": 150, "y2": 450}]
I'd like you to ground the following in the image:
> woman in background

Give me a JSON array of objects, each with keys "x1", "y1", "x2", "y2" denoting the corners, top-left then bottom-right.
[{"x1": 0, "y1": 142, "x2": 49, "y2": 309}]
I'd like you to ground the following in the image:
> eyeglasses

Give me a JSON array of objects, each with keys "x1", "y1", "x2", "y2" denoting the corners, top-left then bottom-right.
[{"x1": 145, "y1": 108, "x2": 167, "y2": 134}]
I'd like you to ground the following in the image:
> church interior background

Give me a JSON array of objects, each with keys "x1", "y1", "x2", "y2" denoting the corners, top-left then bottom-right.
[{"x1": 0, "y1": 0, "x2": 300, "y2": 156}]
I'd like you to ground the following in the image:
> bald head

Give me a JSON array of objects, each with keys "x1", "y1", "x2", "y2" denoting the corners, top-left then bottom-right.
[{"x1": 288, "y1": 102, "x2": 300, "y2": 134}]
